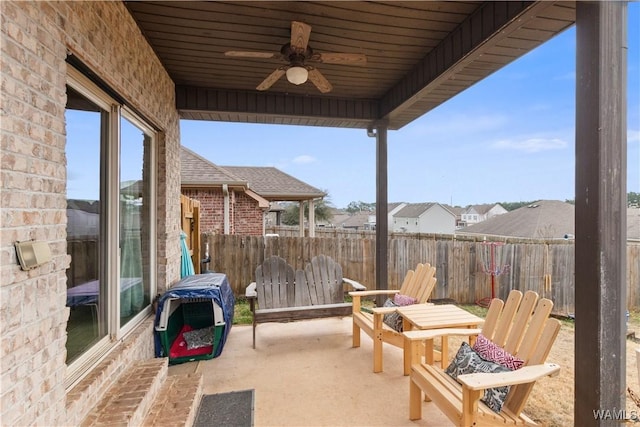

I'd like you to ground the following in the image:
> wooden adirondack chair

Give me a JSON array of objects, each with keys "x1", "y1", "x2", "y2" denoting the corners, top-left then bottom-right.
[
  {"x1": 246, "y1": 255, "x2": 365, "y2": 348},
  {"x1": 348, "y1": 263, "x2": 437, "y2": 372},
  {"x1": 405, "y1": 290, "x2": 561, "y2": 426}
]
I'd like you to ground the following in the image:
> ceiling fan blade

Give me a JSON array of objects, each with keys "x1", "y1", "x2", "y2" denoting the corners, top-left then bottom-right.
[
  {"x1": 225, "y1": 51, "x2": 277, "y2": 59},
  {"x1": 314, "y1": 52, "x2": 367, "y2": 65},
  {"x1": 290, "y1": 21, "x2": 311, "y2": 53},
  {"x1": 307, "y1": 68, "x2": 333, "y2": 93},
  {"x1": 256, "y1": 68, "x2": 285, "y2": 91}
]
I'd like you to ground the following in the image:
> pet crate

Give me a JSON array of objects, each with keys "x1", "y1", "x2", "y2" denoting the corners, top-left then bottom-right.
[{"x1": 154, "y1": 273, "x2": 235, "y2": 364}]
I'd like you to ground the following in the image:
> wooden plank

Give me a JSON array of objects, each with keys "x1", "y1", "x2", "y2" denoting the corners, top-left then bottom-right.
[
  {"x1": 574, "y1": 3, "x2": 627, "y2": 424},
  {"x1": 207, "y1": 233, "x2": 638, "y2": 316},
  {"x1": 254, "y1": 303, "x2": 352, "y2": 323}
]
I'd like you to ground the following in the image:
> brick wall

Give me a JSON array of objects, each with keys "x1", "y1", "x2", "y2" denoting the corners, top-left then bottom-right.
[
  {"x1": 1, "y1": 1, "x2": 181, "y2": 424},
  {"x1": 234, "y1": 192, "x2": 265, "y2": 235},
  {"x1": 181, "y1": 188, "x2": 265, "y2": 236}
]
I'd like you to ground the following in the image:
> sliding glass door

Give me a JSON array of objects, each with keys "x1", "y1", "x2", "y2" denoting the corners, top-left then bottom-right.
[{"x1": 65, "y1": 66, "x2": 156, "y2": 377}]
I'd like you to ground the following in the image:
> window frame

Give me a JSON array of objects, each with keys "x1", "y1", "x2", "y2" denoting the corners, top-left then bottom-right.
[{"x1": 65, "y1": 66, "x2": 157, "y2": 388}]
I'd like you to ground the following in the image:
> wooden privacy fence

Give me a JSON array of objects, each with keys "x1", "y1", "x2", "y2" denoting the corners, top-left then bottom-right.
[{"x1": 203, "y1": 232, "x2": 640, "y2": 316}]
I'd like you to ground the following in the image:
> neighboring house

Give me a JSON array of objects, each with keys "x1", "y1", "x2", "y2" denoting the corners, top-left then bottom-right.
[
  {"x1": 388, "y1": 202, "x2": 408, "y2": 231},
  {"x1": 181, "y1": 147, "x2": 326, "y2": 236},
  {"x1": 315, "y1": 207, "x2": 349, "y2": 228},
  {"x1": 459, "y1": 203, "x2": 508, "y2": 227},
  {"x1": 391, "y1": 203, "x2": 456, "y2": 234},
  {"x1": 222, "y1": 165, "x2": 325, "y2": 202},
  {"x1": 221, "y1": 165, "x2": 326, "y2": 235},
  {"x1": 181, "y1": 147, "x2": 269, "y2": 236},
  {"x1": 335, "y1": 202, "x2": 405, "y2": 231},
  {"x1": 442, "y1": 204, "x2": 465, "y2": 228},
  {"x1": 457, "y1": 200, "x2": 575, "y2": 239},
  {"x1": 341, "y1": 212, "x2": 376, "y2": 230}
]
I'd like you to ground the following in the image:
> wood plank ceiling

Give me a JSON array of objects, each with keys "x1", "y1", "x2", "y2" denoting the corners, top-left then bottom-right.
[{"x1": 124, "y1": 1, "x2": 575, "y2": 130}]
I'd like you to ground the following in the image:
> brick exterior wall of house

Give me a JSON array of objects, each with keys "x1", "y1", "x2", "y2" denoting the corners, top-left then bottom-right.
[
  {"x1": 181, "y1": 189, "x2": 265, "y2": 236},
  {"x1": 1, "y1": 1, "x2": 181, "y2": 425},
  {"x1": 234, "y1": 192, "x2": 265, "y2": 235}
]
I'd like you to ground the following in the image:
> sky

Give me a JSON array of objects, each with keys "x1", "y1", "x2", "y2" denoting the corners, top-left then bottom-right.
[{"x1": 180, "y1": 5, "x2": 639, "y2": 210}]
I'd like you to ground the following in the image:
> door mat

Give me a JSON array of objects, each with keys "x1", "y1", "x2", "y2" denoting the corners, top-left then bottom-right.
[{"x1": 194, "y1": 389, "x2": 255, "y2": 427}]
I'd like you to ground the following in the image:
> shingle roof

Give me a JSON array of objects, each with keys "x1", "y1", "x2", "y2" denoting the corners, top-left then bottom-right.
[
  {"x1": 442, "y1": 204, "x2": 464, "y2": 216},
  {"x1": 181, "y1": 147, "x2": 246, "y2": 186},
  {"x1": 457, "y1": 200, "x2": 574, "y2": 239},
  {"x1": 341, "y1": 212, "x2": 373, "y2": 228},
  {"x1": 221, "y1": 166, "x2": 325, "y2": 201},
  {"x1": 394, "y1": 203, "x2": 437, "y2": 218},
  {"x1": 467, "y1": 203, "x2": 497, "y2": 215}
]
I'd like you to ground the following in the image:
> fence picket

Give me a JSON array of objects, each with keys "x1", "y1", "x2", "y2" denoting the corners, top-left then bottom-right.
[{"x1": 194, "y1": 230, "x2": 639, "y2": 315}]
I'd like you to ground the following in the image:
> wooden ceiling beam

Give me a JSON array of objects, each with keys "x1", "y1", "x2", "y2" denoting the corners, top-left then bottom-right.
[{"x1": 176, "y1": 86, "x2": 380, "y2": 128}]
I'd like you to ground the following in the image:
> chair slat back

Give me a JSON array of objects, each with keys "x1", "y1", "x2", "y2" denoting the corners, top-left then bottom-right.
[
  {"x1": 480, "y1": 298, "x2": 504, "y2": 337},
  {"x1": 505, "y1": 313, "x2": 561, "y2": 415},
  {"x1": 481, "y1": 290, "x2": 560, "y2": 416},
  {"x1": 399, "y1": 263, "x2": 437, "y2": 303},
  {"x1": 481, "y1": 290, "x2": 521, "y2": 340},
  {"x1": 296, "y1": 255, "x2": 344, "y2": 306},
  {"x1": 301, "y1": 255, "x2": 344, "y2": 305},
  {"x1": 513, "y1": 297, "x2": 554, "y2": 362},
  {"x1": 503, "y1": 290, "x2": 538, "y2": 354},
  {"x1": 491, "y1": 290, "x2": 523, "y2": 346},
  {"x1": 256, "y1": 256, "x2": 296, "y2": 309}
]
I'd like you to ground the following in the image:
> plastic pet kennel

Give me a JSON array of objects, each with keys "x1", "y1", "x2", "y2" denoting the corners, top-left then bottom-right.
[{"x1": 154, "y1": 273, "x2": 235, "y2": 364}]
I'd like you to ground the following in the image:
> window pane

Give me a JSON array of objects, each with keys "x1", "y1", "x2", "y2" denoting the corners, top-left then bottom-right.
[
  {"x1": 119, "y1": 117, "x2": 152, "y2": 325},
  {"x1": 65, "y1": 86, "x2": 108, "y2": 363}
]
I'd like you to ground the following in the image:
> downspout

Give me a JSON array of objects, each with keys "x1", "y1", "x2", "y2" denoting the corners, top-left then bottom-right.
[{"x1": 223, "y1": 184, "x2": 230, "y2": 235}]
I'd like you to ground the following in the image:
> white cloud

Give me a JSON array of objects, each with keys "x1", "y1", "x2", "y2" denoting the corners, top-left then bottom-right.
[
  {"x1": 292, "y1": 155, "x2": 316, "y2": 164},
  {"x1": 491, "y1": 137, "x2": 568, "y2": 153},
  {"x1": 628, "y1": 129, "x2": 640, "y2": 144}
]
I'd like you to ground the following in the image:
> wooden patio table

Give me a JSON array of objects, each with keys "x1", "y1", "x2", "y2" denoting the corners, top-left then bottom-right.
[{"x1": 397, "y1": 304, "x2": 484, "y2": 375}]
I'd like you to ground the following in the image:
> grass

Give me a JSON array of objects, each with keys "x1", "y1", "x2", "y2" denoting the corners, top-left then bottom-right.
[{"x1": 233, "y1": 297, "x2": 253, "y2": 325}]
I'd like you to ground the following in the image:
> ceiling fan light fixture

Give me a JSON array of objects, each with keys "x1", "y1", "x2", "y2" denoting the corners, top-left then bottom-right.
[{"x1": 286, "y1": 66, "x2": 308, "y2": 85}]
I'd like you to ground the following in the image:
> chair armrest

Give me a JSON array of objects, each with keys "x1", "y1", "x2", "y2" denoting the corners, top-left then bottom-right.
[
  {"x1": 371, "y1": 306, "x2": 398, "y2": 315},
  {"x1": 343, "y1": 277, "x2": 366, "y2": 291},
  {"x1": 246, "y1": 282, "x2": 257, "y2": 298},
  {"x1": 458, "y1": 363, "x2": 561, "y2": 391},
  {"x1": 403, "y1": 328, "x2": 484, "y2": 341},
  {"x1": 348, "y1": 289, "x2": 400, "y2": 297}
]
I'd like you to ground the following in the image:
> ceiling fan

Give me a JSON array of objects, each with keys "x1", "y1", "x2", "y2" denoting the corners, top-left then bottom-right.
[{"x1": 225, "y1": 21, "x2": 367, "y2": 93}]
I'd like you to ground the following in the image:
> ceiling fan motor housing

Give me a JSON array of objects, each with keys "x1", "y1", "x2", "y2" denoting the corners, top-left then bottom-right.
[{"x1": 281, "y1": 42, "x2": 313, "y2": 66}]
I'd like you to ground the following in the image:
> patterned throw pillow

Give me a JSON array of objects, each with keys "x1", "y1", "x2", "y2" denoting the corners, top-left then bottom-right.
[
  {"x1": 472, "y1": 334, "x2": 525, "y2": 370},
  {"x1": 382, "y1": 298, "x2": 402, "y2": 331},
  {"x1": 393, "y1": 293, "x2": 418, "y2": 306},
  {"x1": 445, "y1": 342, "x2": 511, "y2": 413},
  {"x1": 382, "y1": 294, "x2": 417, "y2": 332}
]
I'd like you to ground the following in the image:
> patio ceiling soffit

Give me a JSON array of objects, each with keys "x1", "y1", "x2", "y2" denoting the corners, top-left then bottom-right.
[{"x1": 170, "y1": 1, "x2": 575, "y2": 130}]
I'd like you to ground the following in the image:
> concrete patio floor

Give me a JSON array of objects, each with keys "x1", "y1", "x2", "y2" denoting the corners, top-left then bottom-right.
[{"x1": 168, "y1": 317, "x2": 453, "y2": 426}]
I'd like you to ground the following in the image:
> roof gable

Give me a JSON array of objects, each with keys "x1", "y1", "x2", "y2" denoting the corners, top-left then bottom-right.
[
  {"x1": 181, "y1": 147, "x2": 246, "y2": 186},
  {"x1": 395, "y1": 202, "x2": 438, "y2": 218},
  {"x1": 221, "y1": 166, "x2": 325, "y2": 201}
]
